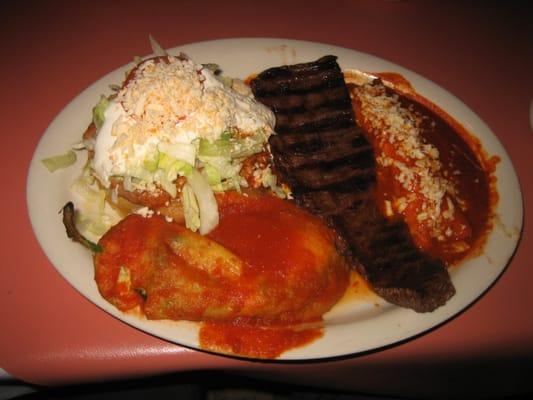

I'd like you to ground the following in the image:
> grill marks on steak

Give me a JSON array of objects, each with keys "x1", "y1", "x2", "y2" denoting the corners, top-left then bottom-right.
[{"x1": 250, "y1": 56, "x2": 455, "y2": 312}]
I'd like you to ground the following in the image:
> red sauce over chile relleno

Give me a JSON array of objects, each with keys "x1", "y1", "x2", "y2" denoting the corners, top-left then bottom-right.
[{"x1": 94, "y1": 191, "x2": 349, "y2": 357}]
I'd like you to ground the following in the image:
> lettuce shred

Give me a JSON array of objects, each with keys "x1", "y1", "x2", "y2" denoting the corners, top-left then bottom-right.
[
  {"x1": 42, "y1": 150, "x2": 77, "y2": 172},
  {"x1": 92, "y1": 96, "x2": 109, "y2": 129}
]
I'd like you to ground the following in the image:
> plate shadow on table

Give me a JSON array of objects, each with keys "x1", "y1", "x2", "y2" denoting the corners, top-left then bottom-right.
[{"x1": 4, "y1": 352, "x2": 533, "y2": 400}]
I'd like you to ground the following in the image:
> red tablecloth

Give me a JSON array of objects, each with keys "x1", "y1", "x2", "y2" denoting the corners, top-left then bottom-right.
[{"x1": 1, "y1": 0, "x2": 532, "y2": 397}]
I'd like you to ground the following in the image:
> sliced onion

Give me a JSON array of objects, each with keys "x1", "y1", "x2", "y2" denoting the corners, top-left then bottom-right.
[{"x1": 187, "y1": 169, "x2": 219, "y2": 235}]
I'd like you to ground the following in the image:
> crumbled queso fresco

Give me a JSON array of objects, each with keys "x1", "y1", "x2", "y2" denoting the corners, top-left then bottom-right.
[
  {"x1": 91, "y1": 55, "x2": 276, "y2": 191},
  {"x1": 355, "y1": 82, "x2": 464, "y2": 241}
]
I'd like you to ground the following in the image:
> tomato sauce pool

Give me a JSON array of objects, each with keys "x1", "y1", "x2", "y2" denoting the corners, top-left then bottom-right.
[
  {"x1": 199, "y1": 320, "x2": 322, "y2": 359},
  {"x1": 200, "y1": 191, "x2": 347, "y2": 358}
]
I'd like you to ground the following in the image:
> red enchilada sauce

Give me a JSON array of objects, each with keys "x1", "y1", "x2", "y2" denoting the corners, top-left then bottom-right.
[{"x1": 348, "y1": 73, "x2": 498, "y2": 264}]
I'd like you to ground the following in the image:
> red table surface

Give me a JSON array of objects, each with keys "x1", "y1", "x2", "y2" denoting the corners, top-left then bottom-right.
[{"x1": 1, "y1": 0, "x2": 532, "y2": 397}]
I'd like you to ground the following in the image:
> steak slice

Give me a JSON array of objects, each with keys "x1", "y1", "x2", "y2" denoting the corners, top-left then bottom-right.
[{"x1": 250, "y1": 56, "x2": 455, "y2": 312}]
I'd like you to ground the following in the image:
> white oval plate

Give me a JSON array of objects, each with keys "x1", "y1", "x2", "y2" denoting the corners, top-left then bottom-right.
[{"x1": 27, "y1": 38, "x2": 523, "y2": 360}]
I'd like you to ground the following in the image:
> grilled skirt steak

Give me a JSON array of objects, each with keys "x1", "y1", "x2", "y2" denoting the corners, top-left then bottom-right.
[{"x1": 250, "y1": 56, "x2": 455, "y2": 312}]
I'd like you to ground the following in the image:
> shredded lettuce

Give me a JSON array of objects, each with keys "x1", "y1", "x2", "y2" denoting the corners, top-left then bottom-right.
[
  {"x1": 142, "y1": 151, "x2": 160, "y2": 172},
  {"x1": 158, "y1": 142, "x2": 196, "y2": 166},
  {"x1": 198, "y1": 134, "x2": 231, "y2": 158},
  {"x1": 71, "y1": 176, "x2": 106, "y2": 212},
  {"x1": 197, "y1": 156, "x2": 230, "y2": 178},
  {"x1": 157, "y1": 153, "x2": 191, "y2": 173},
  {"x1": 138, "y1": 147, "x2": 193, "y2": 197},
  {"x1": 42, "y1": 150, "x2": 77, "y2": 172},
  {"x1": 198, "y1": 130, "x2": 267, "y2": 160},
  {"x1": 75, "y1": 214, "x2": 112, "y2": 238},
  {"x1": 229, "y1": 131, "x2": 268, "y2": 159},
  {"x1": 92, "y1": 96, "x2": 109, "y2": 129},
  {"x1": 201, "y1": 163, "x2": 223, "y2": 191},
  {"x1": 196, "y1": 130, "x2": 265, "y2": 192},
  {"x1": 198, "y1": 130, "x2": 286, "y2": 198},
  {"x1": 69, "y1": 170, "x2": 122, "y2": 241}
]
